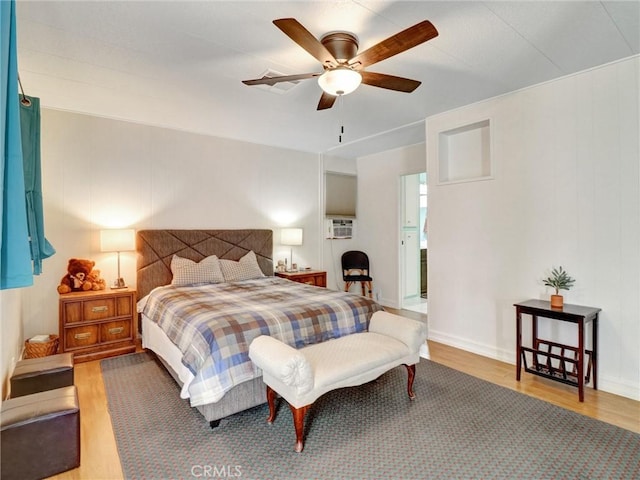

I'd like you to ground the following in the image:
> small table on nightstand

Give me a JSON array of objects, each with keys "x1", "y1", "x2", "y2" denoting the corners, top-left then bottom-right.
[{"x1": 275, "y1": 270, "x2": 327, "y2": 288}]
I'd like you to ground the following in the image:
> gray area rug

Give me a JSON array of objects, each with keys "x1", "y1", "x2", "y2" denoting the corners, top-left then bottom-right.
[{"x1": 101, "y1": 352, "x2": 639, "y2": 479}]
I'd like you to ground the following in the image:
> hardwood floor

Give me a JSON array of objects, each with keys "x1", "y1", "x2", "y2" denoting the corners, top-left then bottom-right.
[
  {"x1": 49, "y1": 360, "x2": 124, "y2": 480},
  {"x1": 48, "y1": 310, "x2": 639, "y2": 480},
  {"x1": 389, "y1": 308, "x2": 640, "y2": 434}
]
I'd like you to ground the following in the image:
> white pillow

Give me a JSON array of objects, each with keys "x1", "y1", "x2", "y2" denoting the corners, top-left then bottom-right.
[
  {"x1": 220, "y1": 250, "x2": 265, "y2": 281},
  {"x1": 170, "y1": 254, "x2": 225, "y2": 286}
]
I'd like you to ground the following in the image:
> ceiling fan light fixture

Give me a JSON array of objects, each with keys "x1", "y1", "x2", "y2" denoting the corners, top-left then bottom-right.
[{"x1": 318, "y1": 67, "x2": 362, "y2": 96}]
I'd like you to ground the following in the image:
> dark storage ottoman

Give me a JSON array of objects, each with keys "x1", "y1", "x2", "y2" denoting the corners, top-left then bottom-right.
[
  {"x1": 1, "y1": 386, "x2": 80, "y2": 480},
  {"x1": 10, "y1": 352, "x2": 74, "y2": 398}
]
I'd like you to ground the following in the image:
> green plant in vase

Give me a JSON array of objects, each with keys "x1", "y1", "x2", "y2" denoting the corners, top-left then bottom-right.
[{"x1": 543, "y1": 266, "x2": 575, "y2": 308}]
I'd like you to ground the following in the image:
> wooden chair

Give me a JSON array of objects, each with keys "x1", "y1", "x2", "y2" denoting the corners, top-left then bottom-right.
[{"x1": 341, "y1": 250, "x2": 373, "y2": 298}]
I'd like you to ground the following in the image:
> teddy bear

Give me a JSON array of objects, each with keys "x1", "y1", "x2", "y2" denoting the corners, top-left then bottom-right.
[
  {"x1": 86, "y1": 269, "x2": 106, "y2": 291},
  {"x1": 57, "y1": 258, "x2": 104, "y2": 294}
]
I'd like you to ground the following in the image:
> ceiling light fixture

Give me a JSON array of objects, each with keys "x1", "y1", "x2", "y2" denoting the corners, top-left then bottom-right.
[{"x1": 317, "y1": 67, "x2": 362, "y2": 96}]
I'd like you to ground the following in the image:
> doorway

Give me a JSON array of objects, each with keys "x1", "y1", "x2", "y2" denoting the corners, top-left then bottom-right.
[{"x1": 400, "y1": 172, "x2": 427, "y2": 313}]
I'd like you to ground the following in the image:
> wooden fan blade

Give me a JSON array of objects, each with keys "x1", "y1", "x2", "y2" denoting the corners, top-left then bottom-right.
[
  {"x1": 242, "y1": 72, "x2": 321, "y2": 86},
  {"x1": 360, "y1": 71, "x2": 421, "y2": 93},
  {"x1": 274, "y1": 18, "x2": 338, "y2": 68},
  {"x1": 348, "y1": 20, "x2": 438, "y2": 69},
  {"x1": 317, "y1": 92, "x2": 337, "y2": 110}
]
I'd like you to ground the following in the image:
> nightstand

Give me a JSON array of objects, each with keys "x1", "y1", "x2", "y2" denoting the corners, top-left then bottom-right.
[
  {"x1": 58, "y1": 289, "x2": 137, "y2": 363},
  {"x1": 275, "y1": 270, "x2": 327, "y2": 287}
]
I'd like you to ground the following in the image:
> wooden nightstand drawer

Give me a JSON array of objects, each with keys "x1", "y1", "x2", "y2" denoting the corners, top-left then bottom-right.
[
  {"x1": 61, "y1": 301, "x2": 83, "y2": 323},
  {"x1": 83, "y1": 298, "x2": 116, "y2": 321},
  {"x1": 65, "y1": 325, "x2": 99, "y2": 349},
  {"x1": 100, "y1": 320, "x2": 132, "y2": 342},
  {"x1": 115, "y1": 295, "x2": 133, "y2": 316}
]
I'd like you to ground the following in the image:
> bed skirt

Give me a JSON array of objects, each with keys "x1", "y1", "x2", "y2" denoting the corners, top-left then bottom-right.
[{"x1": 142, "y1": 315, "x2": 266, "y2": 422}]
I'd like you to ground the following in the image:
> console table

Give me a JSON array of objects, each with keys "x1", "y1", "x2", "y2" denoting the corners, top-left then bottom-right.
[{"x1": 514, "y1": 299, "x2": 600, "y2": 402}]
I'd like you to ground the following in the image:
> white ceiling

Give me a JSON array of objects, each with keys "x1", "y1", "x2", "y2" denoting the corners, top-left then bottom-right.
[{"x1": 16, "y1": 1, "x2": 639, "y2": 159}]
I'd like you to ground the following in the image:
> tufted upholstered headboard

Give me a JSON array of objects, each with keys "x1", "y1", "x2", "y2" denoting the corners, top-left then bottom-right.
[{"x1": 136, "y1": 229, "x2": 273, "y2": 300}]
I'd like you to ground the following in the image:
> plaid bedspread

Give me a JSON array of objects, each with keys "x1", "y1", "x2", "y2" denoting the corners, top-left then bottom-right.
[{"x1": 138, "y1": 277, "x2": 383, "y2": 406}]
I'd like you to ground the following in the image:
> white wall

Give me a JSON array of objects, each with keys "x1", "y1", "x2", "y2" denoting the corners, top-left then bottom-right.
[
  {"x1": 19, "y1": 109, "x2": 322, "y2": 344},
  {"x1": 355, "y1": 143, "x2": 426, "y2": 307},
  {"x1": 0, "y1": 289, "x2": 24, "y2": 399},
  {"x1": 321, "y1": 155, "x2": 357, "y2": 290},
  {"x1": 426, "y1": 56, "x2": 639, "y2": 400}
]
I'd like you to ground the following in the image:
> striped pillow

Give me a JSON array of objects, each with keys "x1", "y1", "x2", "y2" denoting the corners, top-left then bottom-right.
[
  {"x1": 220, "y1": 250, "x2": 265, "y2": 282},
  {"x1": 170, "y1": 255, "x2": 224, "y2": 286}
]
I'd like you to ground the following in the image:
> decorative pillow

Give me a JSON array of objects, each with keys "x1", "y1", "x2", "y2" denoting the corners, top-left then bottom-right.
[
  {"x1": 220, "y1": 250, "x2": 265, "y2": 282},
  {"x1": 170, "y1": 255, "x2": 225, "y2": 286}
]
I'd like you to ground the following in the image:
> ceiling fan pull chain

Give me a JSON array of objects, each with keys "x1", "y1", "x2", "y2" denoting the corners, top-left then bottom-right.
[{"x1": 338, "y1": 95, "x2": 344, "y2": 143}]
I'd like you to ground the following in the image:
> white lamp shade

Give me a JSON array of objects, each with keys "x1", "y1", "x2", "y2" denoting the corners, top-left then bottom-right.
[
  {"x1": 318, "y1": 67, "x2": 362, "y2": 96},
  {"x1": 100, "y1": 229, "x2": 136, "y2": 252},
  {"x1": 281, "y1": 228, "x2": 303, "y2": 246}
]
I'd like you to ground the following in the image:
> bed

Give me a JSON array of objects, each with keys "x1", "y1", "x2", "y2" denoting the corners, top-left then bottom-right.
[{"x1": 136, "y1": 229, "x2": 383, "y2": 425}]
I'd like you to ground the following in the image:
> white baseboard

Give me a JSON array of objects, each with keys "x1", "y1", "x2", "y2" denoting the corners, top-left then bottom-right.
[
  {"x1": 598, "y1": 378, "x2": 640, "y2": 401},
  {"x1": 428, "y1": 329, "x2": 640, "y2": 401},
  {"x1": 378, "y1": 298, "x2": 400, "y2": 309},
  {"x1": 428, "y1": 329, "x2": 513, "y2": 364}
]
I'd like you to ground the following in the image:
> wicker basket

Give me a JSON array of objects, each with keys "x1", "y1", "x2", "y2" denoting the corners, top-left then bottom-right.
[{"x1": 24, "y1": 335, "x2": 60, "y2": 358}]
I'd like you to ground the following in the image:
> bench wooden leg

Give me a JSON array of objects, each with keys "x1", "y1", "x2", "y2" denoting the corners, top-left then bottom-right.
[
  {"x1": 266, "y1": 385, "x2": 310, "y2": 452},
  {"x1": 289, "y1": 404, "x2": 310, "y2": 453},
  {"x1": 266, "y1": 385, "x2": 277, "y2": 423},
  {"x1": 404, "y1": 364, "x2": 416, "y2": 399}
]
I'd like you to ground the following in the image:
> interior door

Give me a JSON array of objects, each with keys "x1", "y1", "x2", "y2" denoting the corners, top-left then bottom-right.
[{"x1": 401, "y1": 174, "x2": 421, "y2": 305}]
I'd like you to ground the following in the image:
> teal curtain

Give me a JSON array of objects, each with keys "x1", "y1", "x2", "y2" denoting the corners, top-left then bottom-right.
[
  {"x1": 20, "y1": 95, "x2": 55, "y2": 274},
  {"x1": 1, "y1": 0, "x2": 34, "y2": 289}
]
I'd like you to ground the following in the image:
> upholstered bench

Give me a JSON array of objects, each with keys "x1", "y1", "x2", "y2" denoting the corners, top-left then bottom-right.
[
  {"x1": 1, "y1": 385, "x2": 80, "y2": 480},
  {"x1": 10, "y1": 353, "x2": 74, "y2": 398},
  {"x1": 249, "y1": 310, "x2": 427, "y2": 452}
]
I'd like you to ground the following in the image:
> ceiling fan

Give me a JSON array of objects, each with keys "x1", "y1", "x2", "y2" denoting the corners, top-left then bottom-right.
[{"x1": 242, "y1": 18, "x2": 438, "y2": 110}]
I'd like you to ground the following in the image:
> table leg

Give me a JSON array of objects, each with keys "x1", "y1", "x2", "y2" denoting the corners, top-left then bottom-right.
[
  {"x1": 578, "y1": 319, "x2": 585, "y2": 402},
  {"x1": 516, "y1": 309, "x2": 522, "y2": 381},
  {"x1": 532, "y1": 314, "x2": 539, "y2": 369},
  {"x1": 592, "y1": 314, "x2": 598, "y2": 390}
]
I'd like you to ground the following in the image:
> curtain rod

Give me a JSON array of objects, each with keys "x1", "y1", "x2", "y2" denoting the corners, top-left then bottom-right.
[{"x1": 18, "y1": 74, "x2": 31, "y2": 107}]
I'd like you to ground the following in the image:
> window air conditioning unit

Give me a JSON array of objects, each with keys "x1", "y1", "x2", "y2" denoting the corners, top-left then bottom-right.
[{"x1": 326, "y1": 219, "x2": 354, "y2": 239}]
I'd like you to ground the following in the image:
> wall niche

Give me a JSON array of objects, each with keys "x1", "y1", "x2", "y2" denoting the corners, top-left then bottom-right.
[{"x1": 438, "y1": 119, "x2": 492, "y2": 184}]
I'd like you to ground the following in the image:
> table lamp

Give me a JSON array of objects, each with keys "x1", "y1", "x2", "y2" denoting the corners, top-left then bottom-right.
[
  {"x1": 281, "y1": 228, "x2": 303, "y2": 272},
  {"x1": 100, "y1": 229, "x2": 135, "y2": 289}
]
